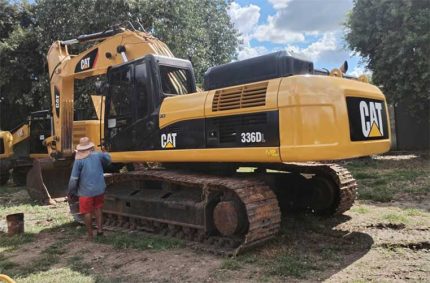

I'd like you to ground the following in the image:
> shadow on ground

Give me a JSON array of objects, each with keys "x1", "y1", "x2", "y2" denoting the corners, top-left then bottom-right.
[{"x1": 219, "y1": 213, "x2": 374, "y2": 281}]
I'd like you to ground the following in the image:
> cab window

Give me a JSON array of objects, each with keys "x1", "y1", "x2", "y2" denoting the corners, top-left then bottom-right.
[
  {"x1": 135, "y1": 62, "x2": 149, "y2": 118},
  {"x1": 159, "y1": 65, "x2": 193, "y2": 95},
  {"x1": 109, "y1": 67, "x2": 132, "y2": 118},
  {"x1": 107, "y1": 66, "x2": 133, "y2": 133}
]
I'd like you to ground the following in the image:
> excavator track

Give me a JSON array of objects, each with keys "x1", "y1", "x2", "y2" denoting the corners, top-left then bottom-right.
[
  {"x1": 271, "y1": 162, "x2": 357, "y2": 215},
  {"x1": 68, "y1": 163, "x2": 356, "y2": 255},
  {"x1": 102, "y1": 170, "x2": 281, "y2": 256}
]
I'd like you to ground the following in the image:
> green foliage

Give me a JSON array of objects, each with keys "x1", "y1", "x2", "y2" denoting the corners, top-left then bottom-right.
[
  {"x1": 346, "y1": 0, "x2": 430, "y2": 118},
  {"x1": 0, "y1": 0, "x2": 238, "y2": 129}
]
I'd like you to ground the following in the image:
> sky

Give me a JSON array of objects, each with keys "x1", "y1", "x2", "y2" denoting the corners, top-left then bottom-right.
[{"x1": 227, "y1": 0, "x2": 368, "y2": 76}]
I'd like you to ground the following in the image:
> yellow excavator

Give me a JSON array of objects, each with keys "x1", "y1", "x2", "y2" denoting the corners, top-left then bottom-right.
[
  {"x1": 0, "y1": 118, "x2": 34, "y2": 186},
  {"x1": 21, "y1": 26, "x2": 389, "y2": 255}
]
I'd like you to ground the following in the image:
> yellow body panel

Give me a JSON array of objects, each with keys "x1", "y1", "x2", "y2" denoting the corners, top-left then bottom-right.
[
  {"x1": 277, "y1": 76, "x2": 390, "y2": 161},
  {"x1": 110, "y1": 147, "x2": 281, "y2": 163},
  {"x1": 0, "y1": 131, "x2": 14, "y2": 159},
  {"x1": 159, "y1": 92, "x2": 208, "y2": 129},
  {"x1": 204, "y1": 79, "x2": 281, "y2": 118},
  {"x1": 72, "y1": 120, "x2": 103, "y2": 150},
  {"x1": 0, "y1": 124, "x2": 30, "y2": 159},
  {"x1": 110, "y1": 75, "x2": 390, "y2": 164},
  {"x1": 11, "y1": 124, "x2": 30, "y2": 145}
]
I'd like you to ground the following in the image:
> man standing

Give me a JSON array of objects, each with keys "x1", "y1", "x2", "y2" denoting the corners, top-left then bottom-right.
[{"x1": 68, "y1": 137, "x2": 111, "y2": 240}]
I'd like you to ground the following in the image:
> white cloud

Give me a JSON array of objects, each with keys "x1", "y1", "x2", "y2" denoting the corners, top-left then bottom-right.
[
  {"x1": 284, "y1": 32, "x2": 352, "y2": 68},
  {"x1": 237, "y1": 45, "x2": 269, "y2": 61},
  {"x1": 285, "y1": 32, "x2": 337, "y2": 61},
  {"x1": 227, "y1": 2, "x2": 260, "y2": 39},
  {"x1": 252, "y1": 15, "x2": 305, "y2": 44},
  {"x1": 349, "y1": 65, "x2": 372, "y2": 77},
  {"x1": 228, "y1": 1, "x2": 358, "y2": 68},
  {"x1": 301, "y1": 32, "x2": 337, "y2": 60},
  {"x1": 251, "y1": 0, "x2": 352, "y2": 44},
  {"x1": 267, "y1": 0, "x2": 292, "y2": 10},
  {"x1": 272, "y1": 0, "x2": 353, "y2": 33}
]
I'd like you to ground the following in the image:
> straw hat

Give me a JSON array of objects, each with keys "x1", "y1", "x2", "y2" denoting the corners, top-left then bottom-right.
[{"x1": 75, "y1": 137, "x2": 95, "y2": 160}]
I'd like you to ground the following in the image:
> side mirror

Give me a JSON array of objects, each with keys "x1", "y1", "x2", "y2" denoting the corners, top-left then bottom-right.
[{"x1": 339, "y1": 61, "x2": 348, "y2": 74}]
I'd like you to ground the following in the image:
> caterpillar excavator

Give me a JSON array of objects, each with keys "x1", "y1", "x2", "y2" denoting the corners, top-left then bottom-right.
[
  {"x1": 0, "y1": 110, "x2": 51, "y2": 186},
  {"x1": 22, "y1": 26, "x2": 389, "y2": 255}
]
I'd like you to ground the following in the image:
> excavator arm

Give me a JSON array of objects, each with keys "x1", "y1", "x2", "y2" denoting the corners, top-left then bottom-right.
[
  {"x1": 25, "y1": 28, "x2": 177, "y2": 203},
  {"x1": 47, "y1": 27, "x2": 174, "y2": 157}
]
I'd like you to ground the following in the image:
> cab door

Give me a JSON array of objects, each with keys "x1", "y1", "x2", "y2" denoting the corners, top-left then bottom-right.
[
  {"x1": 104, "y1": 64, "x2": 135, "y2": 151},
  {"x1": 104, "y1": 60, "x2": 160, "y2": 151}
]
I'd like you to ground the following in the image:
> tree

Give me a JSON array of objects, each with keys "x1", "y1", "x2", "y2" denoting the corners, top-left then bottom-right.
[
  {"x1": 0, "y1": 1, "x2": 44, "y2": 130},
  {"x1": 0, "y1": 0, "x2": 238, "y2": 129},
  {"x1": 346, "y1": 0, "x2": 430, "y2": 118}
]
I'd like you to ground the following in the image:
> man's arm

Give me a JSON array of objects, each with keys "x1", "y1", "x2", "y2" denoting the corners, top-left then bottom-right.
[
  {"x1": 100, "y1": 152, "x2": 112, "y2": 169},
  {"x1": 68, "y1": 160, "x2": 82, "y2": 196}
]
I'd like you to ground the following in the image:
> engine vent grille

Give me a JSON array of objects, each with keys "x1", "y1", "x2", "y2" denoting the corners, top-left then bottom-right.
[{"x1": 212, "y1": 82, "x2": 268, "y2": 112}]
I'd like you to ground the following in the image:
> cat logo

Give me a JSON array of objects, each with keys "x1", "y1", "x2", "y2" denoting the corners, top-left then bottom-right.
[
  {"x1": 161, "y1": 133, "x2": 177, "y2": 149},
  {"x1": 80, "y1": 57, "x2": 91, "y2": 70},
  {"x1": 75, "y1": 48, "x2": 98, "y2": 73},
  {"x1": 359, "y1": 101, "x2": 384, "y2": 137}
]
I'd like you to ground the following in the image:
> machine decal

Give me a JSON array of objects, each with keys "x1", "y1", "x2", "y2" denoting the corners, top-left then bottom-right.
[
  {"x1": 161, "y1": 133, "x2": 177, "y2": 149},
  {"x1": 54, "y1": 87, "x2": 60, "y2": 117},
  {"x1": 240, "y1": 132, "x2": 265, "y2": 143},
  {"x1": 346, "y1": 97, "x2": 388, "y2": 141},
  {"x1": 265, "y1": 148, "x2": 279, "y2": 157},
  {"x1": 75, "y1": 48, "x2": 98, "y2": 73},
  {"x1": 359, "y1": 101, "x2": 383, "y2": 137},
  {"x1": 206, "y1": 111, "x2": 279, "y2": 148}
]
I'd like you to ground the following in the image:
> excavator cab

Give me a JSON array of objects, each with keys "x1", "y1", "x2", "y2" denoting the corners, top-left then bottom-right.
[{"x1": 103, "y1": 55, "x2": 196, "y2": 152}]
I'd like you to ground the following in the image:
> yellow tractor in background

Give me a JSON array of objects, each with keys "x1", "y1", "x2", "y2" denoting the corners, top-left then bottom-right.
[
  {"x1": 0, "y1": 120, "x2": 32, "y2": 186},
  {"x1": 6, "y1": 26, "x2": 390, "y2": 255}
]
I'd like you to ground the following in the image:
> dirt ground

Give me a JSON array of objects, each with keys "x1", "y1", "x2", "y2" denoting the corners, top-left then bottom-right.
[{"x1": 0, "y1": 153, "x2": 429, "y2": 282}]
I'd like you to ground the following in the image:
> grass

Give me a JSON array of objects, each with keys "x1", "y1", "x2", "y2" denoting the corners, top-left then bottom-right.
[
  {"x1": 0, "y1": 186, "x2": 73, "y2": 234},
  {"x1": 0, "y1": 254, "x2": 18, "y2": 273},
  {"x1": 220, "y1": 251, "x2": 319, "y2": 279},
  {"x1": 346, "y1": 157, "x2": 429, "y2": 203},
  {"x1": 67, "y1": 255, "x2": 92, "y2": 275},
  {"x1": 220, "y1": 258, "x2": 242, "y2": 270},
  {"x1": 404, "y1": 208, "x2": 424, "y2": 217},
  {"x1": 267, "y1": 254, "x2": 317, "y2": 278},
  {"x1": 0, "y1": 233, "x2": 35, "y2": 253},
  {"x1": 4, "y1": 242, "x2": 63, "y2": 278},
  {"x1": 351, "y1": 206, "x2": 370, "y2": 214},
  {"x1": 320, "y1": 246, "x2": 343, "y2": 261},
  {"x1": 382, "y1": 213, "x2": 409, "y2": 224},
  {"x1": 95, "y1": 231, "x2": 184, "y2": 251},
  {"x1": 16, "y1": 268, "x2": 95, "y2": 283}
]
